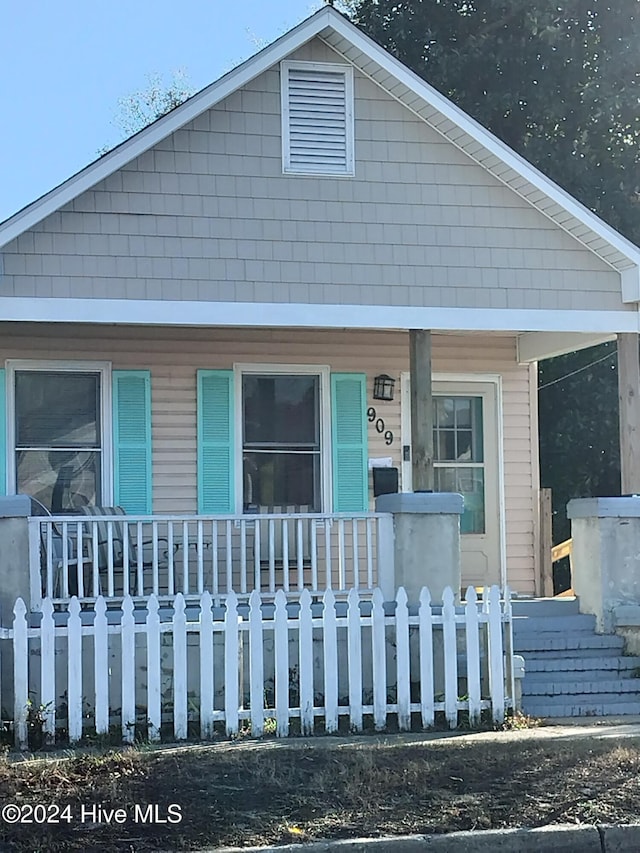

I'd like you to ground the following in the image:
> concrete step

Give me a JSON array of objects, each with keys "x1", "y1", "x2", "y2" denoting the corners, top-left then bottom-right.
[
  {"x1": 523, "y1": 655, "x2": 640, "y2": 673},
  {"x1": 511, "y1": 597, "x2": 580, "y2": 617},
  {"x1": 522, "y1": 695, "x2": 640, "y2": 717},
  {"x1": 514, "y1": 634, "x2": 625, "y2": 653},
  {"x1": 522, "y1": 666, "x2": 640, "y2": 682},
  {"x1": 522, "y1": 678, "x2": 640, "y2": 696},
  {"x1": 512, "y1": 614, "x2": 597, "y2": 634}
]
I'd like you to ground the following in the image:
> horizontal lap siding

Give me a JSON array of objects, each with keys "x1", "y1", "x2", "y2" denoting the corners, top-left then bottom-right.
[{"x1": 0, "y1": 325, "x2": 536, "y2": 593}]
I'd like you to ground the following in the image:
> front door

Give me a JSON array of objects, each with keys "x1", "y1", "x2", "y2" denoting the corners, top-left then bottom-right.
[{"x1": 401, "y1": 374, "x2": 503, "y2": 588}]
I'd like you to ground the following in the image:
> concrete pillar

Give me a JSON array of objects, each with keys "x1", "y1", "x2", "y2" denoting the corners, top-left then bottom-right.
[
  {"x1": 375, "y1": 492, "x2": 463, "y2": 604},
  {"x1": 0, "y1": 495, "x2": 34, "y2": 628},
  {"x1": 567, "y1": 497, "x2": 640, "y2": 633}
]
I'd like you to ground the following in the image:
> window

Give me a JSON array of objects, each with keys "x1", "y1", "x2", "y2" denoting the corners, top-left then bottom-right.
[
  {"x1": 242, "y1": 373, "x2": 321, "y2": 511},
  {"x1": 281, "y1": 61, "x2": 354, "y2": 176},
  {"x1": 8, "y1": 362, "x2": 111, "y2": 512},
  {"x1": 433, "y1": 396, "x2": 485, "y2": 534}
]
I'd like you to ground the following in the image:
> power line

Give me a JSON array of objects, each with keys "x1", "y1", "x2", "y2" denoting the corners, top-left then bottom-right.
[{"x1": 538, "y1": 349, "x2": 617, "y2": 391}]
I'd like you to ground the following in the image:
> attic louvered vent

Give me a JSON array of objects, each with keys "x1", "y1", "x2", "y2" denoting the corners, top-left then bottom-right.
[{"x1": 281, "y1": 61, "x2": 354, "y2": 176}]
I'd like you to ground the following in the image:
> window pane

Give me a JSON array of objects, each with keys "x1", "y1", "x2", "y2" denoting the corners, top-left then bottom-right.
[
  {"x1": 434, "y1": 466, "x2": 485, "y2": 534},
  {"x1": 243, "y1": 452, "x2": 320, "y2": 511},
  {"x1": 454, "y1": 398, "x2": 472, "y2": 428},
  {"x1": 456, "y1": 430, "x2": 473, "y2": 460},
  {"x1": 434, "y1": 396, "x2": 483, "y2": 462},
  {"x1": 16, "y1": 450, "x2": 101, "y2": 512},
  {"x1": 435, "y1": 397, "x2": 455, "y2": 428},
  {"x1": 243, "y1": 375, "x2": 319, "y2": 446},
  {"x1": 15, "y1": 372, "x2": 100, "y2": 448}
]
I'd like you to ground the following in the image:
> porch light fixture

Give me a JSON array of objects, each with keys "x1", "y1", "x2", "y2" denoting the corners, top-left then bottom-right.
[{"x1": 373, "y1": 374, "x2": 395, "y2": 402}]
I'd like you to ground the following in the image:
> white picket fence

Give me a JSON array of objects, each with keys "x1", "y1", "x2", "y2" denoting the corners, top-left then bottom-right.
[{"x1": 2, "y1": 585, "x2": 514, "y2": 749}]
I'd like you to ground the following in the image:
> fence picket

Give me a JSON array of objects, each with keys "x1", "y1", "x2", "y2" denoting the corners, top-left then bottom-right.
[
  {"x1": 274, "y1": 589, "x2": 289, "y2": 737},
  {"x1": 418, "y1": 587, "x2": 434, "y2": 728},
  {"x1": 347, "y1": 588, "x2": 363, "y2": 732},
  {"x1": 199, "y1": 591, "x2": 215, "y2": 740},
  {"x1": 173, "y1": 594, "x2": 188, "y2": 740},
  {"x1": 395, "y1": 587, "x2": 411, "y2": 731},
  {"x1": 298, "y1": 589, "x2": 314, "y2": 735},
  {"x1": 40, "y1": 598, "x2": 56, "y2": 743},
  {"x1": 2, "y1": 584, "x2": 514, "y2": 746},
  {"x1": 323, "y1": 589, "x2": 339, "y2": 733},
  {"x1": 442, "y1": 587, "x2": 458, "y2": 728},
  {"x1": 371, "y1": 588, "x2": 387, "y2": 731},
  {"x1": 464, "y1": 587, "x2": 481, "y2": 727},
  {"x1": 146, "y1": 595, "x2": 161, "y2": 742},
  {"x1": 67, "y1": 597, "x2": 83, "y2": 743},
  {"x1": 94, "y1": 596, "x2": 109, "y2": 735},
  {"x1": 121, "y1": 596, "x2": 136, "y2": 743},
  {"x1": 487, "y1": 585, "x2": 506, "y2": 723},
  {"x1": 13, "y1": 598, "x2": 28, "y2": 750},
  {"x1": 224, "y1": 592, "x2": 239, "y2": 736},
  {"x1": 249, "y1": 590, "x2": 264, "y2": 737}
]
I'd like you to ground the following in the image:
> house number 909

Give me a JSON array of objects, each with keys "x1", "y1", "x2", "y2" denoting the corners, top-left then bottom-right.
[{"x1": 367, "y1": 407, "x2": 394, "y2": 446}]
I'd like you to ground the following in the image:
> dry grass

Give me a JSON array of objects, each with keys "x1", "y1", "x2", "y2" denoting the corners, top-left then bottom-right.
[{"x1": 1, "y1": 735, "x2": 640, "y2": 851}]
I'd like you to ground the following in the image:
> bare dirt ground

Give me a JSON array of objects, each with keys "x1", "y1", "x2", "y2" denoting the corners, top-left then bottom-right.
[{"x1": 2, "y1": 725, "x2": 640, "y2": 851}]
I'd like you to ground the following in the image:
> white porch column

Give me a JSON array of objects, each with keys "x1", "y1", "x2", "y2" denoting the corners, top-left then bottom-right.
[
  {"x1": 375, "y1": 492, "x2": 463, "y2": 604},
  {"x1": 567, "y1": 496, "x2": 640, "y2": 633}
]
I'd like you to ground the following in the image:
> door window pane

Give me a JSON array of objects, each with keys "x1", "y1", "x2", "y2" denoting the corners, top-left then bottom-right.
[
  {"x1": 434, "y1": 395, "x2": 485, "y2": 534},
  {"x1": 14, "y1": 371, "x2": 102, "y2": 512},
  {"x1": 435, "y1": 467, "x2": 485, "y2": 534}
]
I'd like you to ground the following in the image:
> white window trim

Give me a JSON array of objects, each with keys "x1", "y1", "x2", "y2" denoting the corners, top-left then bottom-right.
[
  {"x1": 5, "y1": 359, "x2": 113, "y2": 506},
  {"x1": 281, "y1": 60, "x2": 355, "y2": 177},
  {"x1": 400, "y1": 371, "x2": 506, "y2": 588},
  {"x1": 233, "y1": 363, "x2": 332, "y2": 514}
]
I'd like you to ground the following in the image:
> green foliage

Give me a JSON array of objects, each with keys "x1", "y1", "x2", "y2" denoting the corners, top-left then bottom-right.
[
  {"x1": 114, "y1": 70, "x2": 194, "y2": 138},
  {"x1": 100, "y1": 70, "x2": 194, "y2": 153},
  {"x1": 538, "y1": 341, "x2": 621, "y2": 543},
  {"x1": 348, "y1": 1, "x2": 639, "y2": 553}
]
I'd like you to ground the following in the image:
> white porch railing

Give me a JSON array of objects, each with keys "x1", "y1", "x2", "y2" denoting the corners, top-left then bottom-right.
[
  {"x1": 5, "y1": 585, "x2": 514, "y2": 748},
  {"x1": 29, "y1": 512, "x2": 394, "y2": 607}
]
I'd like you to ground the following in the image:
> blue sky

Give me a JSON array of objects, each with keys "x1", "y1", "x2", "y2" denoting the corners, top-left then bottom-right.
[{"x1": 1, "y1": 0, "x2": 324, "y2": 223}]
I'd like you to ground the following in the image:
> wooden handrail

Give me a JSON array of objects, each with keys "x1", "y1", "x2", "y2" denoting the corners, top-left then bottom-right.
[{"x1": 551, "y1": 538, "x2": 572, "y2": 563}]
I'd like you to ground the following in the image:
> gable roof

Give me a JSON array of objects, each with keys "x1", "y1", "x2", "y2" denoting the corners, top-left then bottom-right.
[{"x1": 2, "y1": 6, "x2": 640, "y2": 300}]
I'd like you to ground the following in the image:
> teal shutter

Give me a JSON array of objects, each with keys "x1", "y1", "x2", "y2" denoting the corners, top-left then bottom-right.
[
  {"x1": 112, "y1": 370, "x2": 152, "y2": 513},
  {"x1": 331, "y1": 373, "x2": 368, "y2": 512},
  {"x1": 0, "y1": 369, "x2": 5, "y2": 495},
  {"x1": 197, "y1": 370, "x2": 235, "y2": 513}
]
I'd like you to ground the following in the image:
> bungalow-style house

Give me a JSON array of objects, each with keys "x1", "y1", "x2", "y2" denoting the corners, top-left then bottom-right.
[{"x1": 1, "y1": 5, "x2": 639, "y2": 603}]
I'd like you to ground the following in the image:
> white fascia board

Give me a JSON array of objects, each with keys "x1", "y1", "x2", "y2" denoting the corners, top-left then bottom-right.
[
  {"x1": 517, "y1": 331, "x2": 617, "y2": 363},
  {"x1": 1, "y1": 297, "x2": 639, "y2": 334},
  {"x1": 0, "y1": 9, "x2": 334, "y2": 249},
  {"x1": 325, "y1": 15, "x2": 640, "y2": 271}
]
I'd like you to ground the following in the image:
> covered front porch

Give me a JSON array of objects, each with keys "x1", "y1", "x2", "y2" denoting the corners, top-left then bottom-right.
[{"x1": 0, "y1": 321, "x2": 548, "y2": 610}]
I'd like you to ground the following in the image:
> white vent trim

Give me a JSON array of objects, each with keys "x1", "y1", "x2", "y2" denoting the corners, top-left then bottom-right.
[{"x1": 281, "y1": 60, "x2": 354, "y2": 176}]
